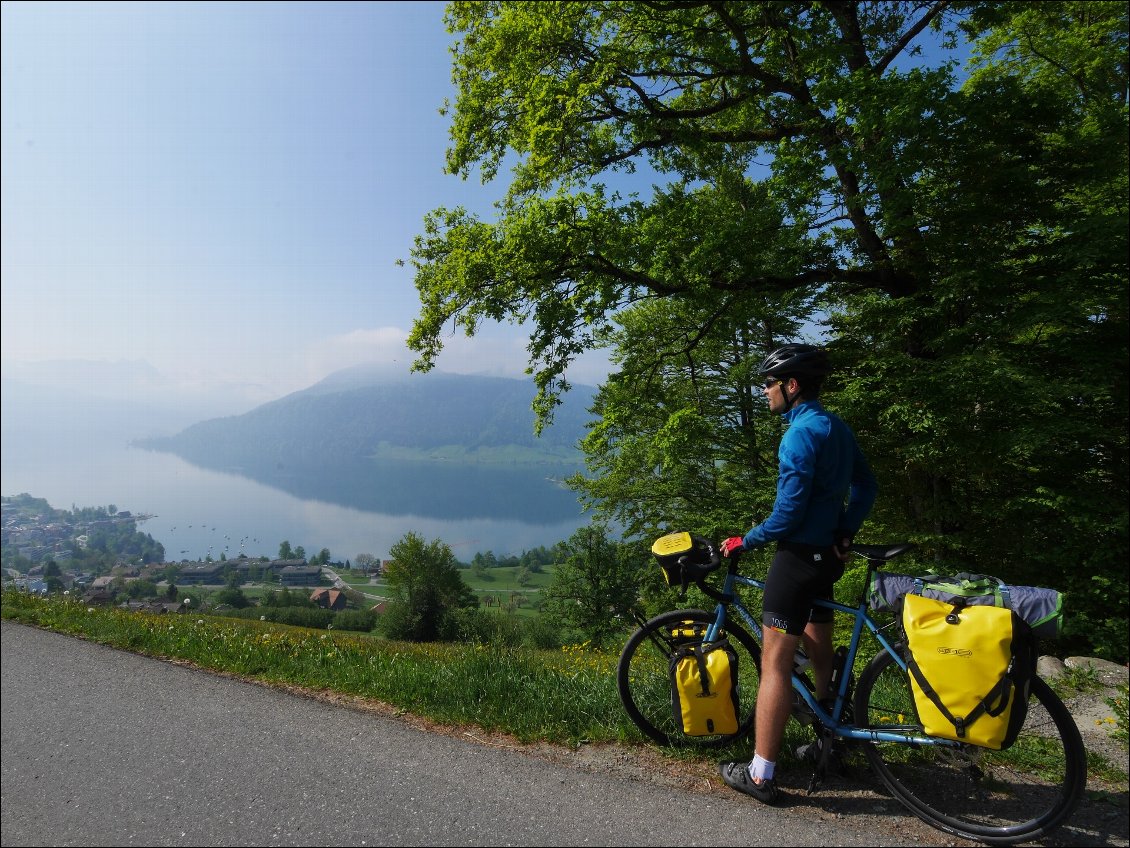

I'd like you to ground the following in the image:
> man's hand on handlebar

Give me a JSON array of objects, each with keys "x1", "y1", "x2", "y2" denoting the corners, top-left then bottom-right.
[{"x1": 721, "y1": 536, "x2": 745, "y2": 558}]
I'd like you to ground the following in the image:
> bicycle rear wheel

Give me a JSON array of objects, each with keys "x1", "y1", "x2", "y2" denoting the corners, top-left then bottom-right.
[
  {"x1": 854, "y1": 647, "x2": 1086, "y2": 845},
  {"x1": 616, "y1": 608, "x2": 760, "y2": 749}
]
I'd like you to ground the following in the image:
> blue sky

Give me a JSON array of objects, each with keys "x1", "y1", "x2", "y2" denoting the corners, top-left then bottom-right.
[{"x1": 2, "y1": 1, "x2": 610, "y2": 406}]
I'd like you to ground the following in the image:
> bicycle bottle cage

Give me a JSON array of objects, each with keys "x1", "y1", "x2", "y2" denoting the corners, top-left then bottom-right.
[{"x1": 651, "y1": 532, "x2": 720, "y2": 591}]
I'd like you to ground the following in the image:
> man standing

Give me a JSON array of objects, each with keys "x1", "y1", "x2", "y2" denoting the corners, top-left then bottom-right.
[{"x1": 718, "y1": 344, "x2": 878, "y2": 804}]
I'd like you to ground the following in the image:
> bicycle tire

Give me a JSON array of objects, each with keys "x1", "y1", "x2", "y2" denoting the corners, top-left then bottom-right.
[
  {"x1": 616, "y1": 608, "x2": 761, "y2": 749},
  {"x1": 853, "y1": 646, "x2": 1086, "y2": 845}
]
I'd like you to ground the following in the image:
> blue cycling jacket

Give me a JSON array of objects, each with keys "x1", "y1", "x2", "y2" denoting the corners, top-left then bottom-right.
[{"x1": 742, "y1": 400, "x2": 878, "y2": 549}]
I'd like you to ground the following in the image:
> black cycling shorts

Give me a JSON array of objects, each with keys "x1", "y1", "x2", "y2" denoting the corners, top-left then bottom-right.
[{"x1": 761, "y1": 541, "x2": 845, "y2": 636}]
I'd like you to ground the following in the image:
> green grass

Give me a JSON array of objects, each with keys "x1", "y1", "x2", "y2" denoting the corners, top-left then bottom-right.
[{"x1": 1107, "y1": 684, "x2": 1129, "y2": 747}]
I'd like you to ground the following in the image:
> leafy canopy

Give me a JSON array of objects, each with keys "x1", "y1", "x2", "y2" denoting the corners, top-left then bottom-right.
[{"x1": 408, "y1": 1, "x2": 1128, "y2": 659}]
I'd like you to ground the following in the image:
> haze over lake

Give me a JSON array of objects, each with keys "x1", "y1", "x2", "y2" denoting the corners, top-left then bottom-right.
[{"x1": 1, "y1": 368, "x2": 595, "y2": 561}]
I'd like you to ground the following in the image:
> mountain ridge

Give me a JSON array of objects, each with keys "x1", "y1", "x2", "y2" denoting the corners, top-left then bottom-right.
[{"x1": 137, "y1": 367, "x2": 597, "y2": 472}]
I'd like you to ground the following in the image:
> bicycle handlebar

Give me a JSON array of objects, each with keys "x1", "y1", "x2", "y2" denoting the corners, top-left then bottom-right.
[{"x1": 685, "y1": 539, "x2": 916, "y2": 599}]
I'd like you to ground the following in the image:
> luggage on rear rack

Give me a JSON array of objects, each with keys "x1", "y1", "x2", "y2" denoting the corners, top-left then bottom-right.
[
  {"x1": 902, "y1": 593, "x2": 1036, "y2": 749},
  {"x1": 869, "y1": 571, "x2": 1064, "y2": 639}
]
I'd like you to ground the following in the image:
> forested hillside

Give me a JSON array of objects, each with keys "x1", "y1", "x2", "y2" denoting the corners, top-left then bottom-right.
[{"x1": 139, "y1": 367, "x2": 596, "y2": 471}]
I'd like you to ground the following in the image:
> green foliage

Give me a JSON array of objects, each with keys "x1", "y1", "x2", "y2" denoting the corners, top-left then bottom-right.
[
  {"x1": 126, "y1": 579, "x2": 161, "y2": 600},
  {"x1": 380, "y1": 532, "x2": 478, "y2": 642},
  {"x1": 541, "y1": 525, "x2": 647, "y2": 649},
  {"x1": 221, "y1": 606, "x2": 376, "y2": 634},
  {"x1": 259, "y1": 586, "x2": 315, "y2": 608},
  {"x1": 1107, "y1": 684, "x2": 1129, "y2": 749},
  {"x1": 567, "y1": 297, "x2": 806, "y2": 543},
  {"x1": 408, "y1": 1, "x2": 1128, "y2": 661},
  {"x1": 212, "y1": 587, "x2": 251, "y2": 609},
  {"x1": 449, "y1": 606, "x2": 565, "y2": 650},
  {"x1": 238, "y1": 606, "x2": 332, "y2": 629}
]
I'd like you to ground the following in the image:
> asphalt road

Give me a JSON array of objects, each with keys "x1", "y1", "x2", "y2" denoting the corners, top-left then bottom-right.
[{"x1": 0, "y1": 620, "x2": 1116, "y2": 848}]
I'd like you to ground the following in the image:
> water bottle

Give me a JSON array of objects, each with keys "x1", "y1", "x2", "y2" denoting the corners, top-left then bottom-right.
[
  {"x1": 827, "y1": 645, "x2": 853, "y2": 722},
  {"x1": 829, "y1": 645, "x2": 848, "y2": 696}
]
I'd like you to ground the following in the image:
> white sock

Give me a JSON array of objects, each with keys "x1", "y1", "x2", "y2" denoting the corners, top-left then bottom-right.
[{"x1": 749, "y1": 754, "x2": 775, "y2": 781}]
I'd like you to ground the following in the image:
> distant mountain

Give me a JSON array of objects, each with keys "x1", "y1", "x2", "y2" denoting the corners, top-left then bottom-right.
[{"x1": 138, "y1": 366, "x2": 597, "y2": 473}]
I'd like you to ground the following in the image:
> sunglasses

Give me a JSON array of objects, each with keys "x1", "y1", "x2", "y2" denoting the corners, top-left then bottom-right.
[{"x1": 763, "y1": 377, "x2": 785, "y2": 389}]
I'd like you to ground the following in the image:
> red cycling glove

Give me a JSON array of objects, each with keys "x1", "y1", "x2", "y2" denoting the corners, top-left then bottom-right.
[{"x1": 721, "y1": 536, "x2": 745, "y2": 558}]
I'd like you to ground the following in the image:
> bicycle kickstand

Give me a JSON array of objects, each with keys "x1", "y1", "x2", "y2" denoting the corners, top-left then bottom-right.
[{"x1": 805, "y1": 727, "x2": 838, "y2": 795}]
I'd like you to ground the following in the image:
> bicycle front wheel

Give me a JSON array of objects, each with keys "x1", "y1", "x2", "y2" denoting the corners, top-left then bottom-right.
[
  {"x1": 616, "y1": 608, "x2": 761, "y2": 749},
  {"x1": 854, "y1": 647, "x2": 1086, "y2": 845}
]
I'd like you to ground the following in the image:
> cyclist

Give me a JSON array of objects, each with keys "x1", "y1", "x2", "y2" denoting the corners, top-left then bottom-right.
[{"x1": 718, "y1": 343, "x2": 878, "y2": 804}]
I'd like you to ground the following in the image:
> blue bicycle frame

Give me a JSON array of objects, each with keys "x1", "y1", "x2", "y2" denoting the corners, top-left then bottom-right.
[{"x1": 698, "y1": 556, "x2": 962, "y2": 749}]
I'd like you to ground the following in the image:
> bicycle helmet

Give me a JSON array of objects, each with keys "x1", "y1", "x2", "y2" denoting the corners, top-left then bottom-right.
[{"x1": 757, "y1": 343, "x2": 832, "y2": 378}]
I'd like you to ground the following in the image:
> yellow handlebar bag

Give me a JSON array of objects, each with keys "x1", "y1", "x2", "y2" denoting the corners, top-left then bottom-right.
[{"x1": 903, "y1": 593, "x2": 1031, "y2": 750}]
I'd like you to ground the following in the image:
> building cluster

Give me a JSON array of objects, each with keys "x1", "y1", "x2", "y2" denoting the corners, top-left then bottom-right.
[
  {"x1": 173, "y1": 559, "x2": 320, "y2": 586},
  {"x1": 1, "y1": 499, "x2": 145, "y2": 565},
  {"x1": 1, "y1": 498, "x2": 356, "y2": 614},
  {"x1": 4, "y1": 550, "x2": 323, "y2": 601}
]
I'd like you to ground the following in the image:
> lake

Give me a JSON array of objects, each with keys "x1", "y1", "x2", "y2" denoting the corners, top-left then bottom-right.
[{"x1": 0, "y1": 424, "x2": 593, "y2": 562}]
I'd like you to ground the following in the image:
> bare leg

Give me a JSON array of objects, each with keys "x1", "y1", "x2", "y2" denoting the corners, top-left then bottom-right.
[
  {"x1": 803, "y1": 620, "x2": 834, "y2": 698},
  {"x1": 753, "y1": 627, "x2": 800, "y2": 769}
]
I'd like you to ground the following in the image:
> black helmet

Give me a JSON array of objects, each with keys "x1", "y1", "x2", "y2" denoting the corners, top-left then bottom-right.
[{"x1": 757, "y1": 343, "x2": 832, "y2": 378}]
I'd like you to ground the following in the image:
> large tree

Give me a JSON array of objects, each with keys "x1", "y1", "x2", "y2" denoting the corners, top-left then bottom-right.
[{"x1": 408, "y1": 2, "x2": 1127, "y2": 658}]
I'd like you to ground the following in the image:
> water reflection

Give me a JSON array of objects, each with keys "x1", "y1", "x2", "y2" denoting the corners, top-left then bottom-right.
[{"x1": 199, "y1": 454, "x2": 587, "y2": 523}]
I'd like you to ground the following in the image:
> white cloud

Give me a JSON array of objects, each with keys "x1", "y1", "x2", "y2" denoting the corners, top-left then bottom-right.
[{"x1": 300, "y1": 327, "x2": 413, "y2": 382}]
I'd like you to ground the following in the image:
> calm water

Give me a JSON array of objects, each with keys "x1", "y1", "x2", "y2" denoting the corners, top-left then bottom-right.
[{"x1": 0, "y1": 426, "x2": 592, "y2": 562}]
